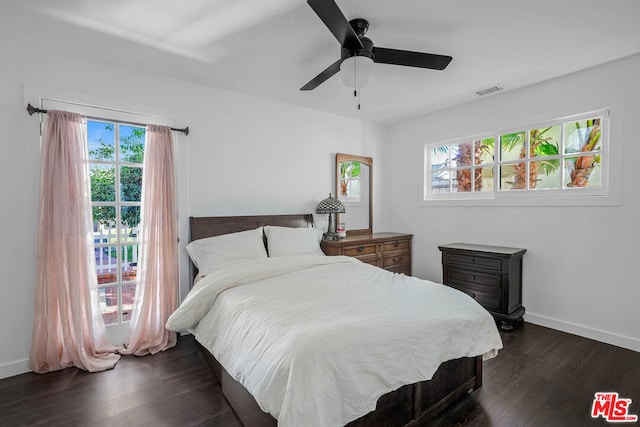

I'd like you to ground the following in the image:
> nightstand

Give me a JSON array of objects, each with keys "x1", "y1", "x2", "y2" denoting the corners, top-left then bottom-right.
[
  {"x1": 321, "y1": 233, "x2": 412, "y2": 275},
  {"x1": 438, "y1": 243, "x2": 526, "y2": 331}
]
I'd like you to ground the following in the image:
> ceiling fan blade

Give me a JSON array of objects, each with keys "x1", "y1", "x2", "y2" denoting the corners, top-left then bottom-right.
[
  {"x1": 300, "y1": 59, "x2": 342, "y2": 91},
  {"x1": 307, "y1": 0, "x2": 363, "y2": 51},
  {"x1": 373, "y1": 47, "x2": 452, "y2": 70}
]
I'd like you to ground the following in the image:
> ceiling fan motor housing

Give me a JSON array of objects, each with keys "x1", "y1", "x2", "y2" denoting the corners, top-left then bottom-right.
[
  {"x1": 341, "y1": 18, "x2": 374, "y2": 61},
  {"x1": 341, "y1": 36, "x2": 374, "y2": 61},
  {"x1": 349, "y1": 18, "x2": 369, "y2": 36}
]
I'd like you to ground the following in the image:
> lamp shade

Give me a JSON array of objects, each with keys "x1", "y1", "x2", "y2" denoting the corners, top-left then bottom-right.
[
  {"x1": 340, "y1": 55, "x2": 374, "y2": 89},
  {"x1": 316, "y1": 193, "x2": 345, "y2": 214}
]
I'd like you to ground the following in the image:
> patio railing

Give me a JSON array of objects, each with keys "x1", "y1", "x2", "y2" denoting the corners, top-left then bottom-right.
[{"x1": 93, "y1": 225, "x2": 139, "y2": 284}]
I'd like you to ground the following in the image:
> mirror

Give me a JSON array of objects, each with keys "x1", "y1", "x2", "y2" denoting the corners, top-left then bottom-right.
[{"x1": 336, "y1": 153, "x2": 372, "y2": 235}]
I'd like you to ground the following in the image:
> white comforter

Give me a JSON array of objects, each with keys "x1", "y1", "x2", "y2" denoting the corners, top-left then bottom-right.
[{"x1": 166, "y1": 255, "x2": 502, "y2": 427}]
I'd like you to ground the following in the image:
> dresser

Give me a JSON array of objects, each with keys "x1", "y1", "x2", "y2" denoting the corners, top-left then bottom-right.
[
  {"x1": 438, "y1": 243, "x2": 526, "y2": 331},
  {"x1": 321, "y1": 233, "x2": 412, "y2": 275}
]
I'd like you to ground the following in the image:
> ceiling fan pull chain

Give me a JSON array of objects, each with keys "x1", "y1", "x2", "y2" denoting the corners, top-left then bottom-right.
[
  {"x1": 355, "y1": 57, "x2": 360, "y2": 110},
  {"x1": 354, "y1": 56, "x2": 358, "y2": 98}
]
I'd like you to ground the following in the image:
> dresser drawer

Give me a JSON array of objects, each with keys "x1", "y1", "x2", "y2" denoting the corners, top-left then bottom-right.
[
  {"x1": 445, "y1": 268, "x2": 502, "y2": 293},
  {"x1": 382, "y1": 252, "x2": 410, "y2": 269},
  {"x1": 343, "y1": 243, "x2": 377, "y2": 257},
  {"x1": 444, "y1": 253, "x2": 502, "y2": 272},
  {"x1": 356, "y1": 254, "x2": 379, "y2": 266},
  {"x1": 321, "y1": 233, "x2": 412, "y2": 275},
  {"x1": 382, "y1": 239, "x2": 411, "y2": 253}
]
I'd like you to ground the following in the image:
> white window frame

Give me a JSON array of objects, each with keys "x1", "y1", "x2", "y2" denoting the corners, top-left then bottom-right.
[
  {"x1": 88, "y1": 119, "x2": 145, "y2": 328},
  {"x1": 423, "y1": 109, "x2": 610, "y2": 203}
]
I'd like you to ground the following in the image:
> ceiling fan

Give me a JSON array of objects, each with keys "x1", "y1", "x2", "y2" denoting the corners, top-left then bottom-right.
[{"x1": 300, "y1": 0, "x2": 453, "y2": 91}]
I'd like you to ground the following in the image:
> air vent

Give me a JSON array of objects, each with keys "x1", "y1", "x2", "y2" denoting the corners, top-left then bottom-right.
[{"x1": 476, "y1": 86, "x2": 503, "y2": 96}]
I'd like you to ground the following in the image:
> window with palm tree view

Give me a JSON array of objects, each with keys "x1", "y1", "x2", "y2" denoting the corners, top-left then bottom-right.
[
  {"x1": 88, "y1": 120, "x2": 145, "y2": 325},
  {"x1": 425, "y1": 110, "x2": 607, "y2": 199}
]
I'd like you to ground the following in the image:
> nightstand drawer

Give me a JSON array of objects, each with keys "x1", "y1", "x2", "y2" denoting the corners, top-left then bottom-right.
[
  {"x1": 445, "y1": 268, "x2": 502, "y2": 292},
  {"x1": 444, "y1": 253, "x2": 502, "y2": 272},
  {"x1": 448, "y1": 285, "x2": 502, "y2": 312},
  {"x1": 343, "y1": 243, "x2": 377, "y2": 257},
  {"x1": 382, "y1": 240, "x2": 411, "y2": 253}
]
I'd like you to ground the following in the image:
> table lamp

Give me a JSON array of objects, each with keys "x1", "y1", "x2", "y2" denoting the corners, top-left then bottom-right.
[{"x1": 316, "y1": 193, "x2": 345, "y2": 240}]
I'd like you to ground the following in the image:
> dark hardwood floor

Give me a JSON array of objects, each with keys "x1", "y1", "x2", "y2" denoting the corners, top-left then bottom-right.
[
  {"x1": 433, "y1": 323, "x2": 640, "y2": 426},
  {"x1": 0, "y1": 323, "x2": 638, "y2": 426}
]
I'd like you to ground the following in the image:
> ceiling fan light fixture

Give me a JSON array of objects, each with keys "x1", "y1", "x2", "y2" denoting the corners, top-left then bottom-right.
[{"x1": 340, "y1": 55, "x2": 374, "y2": 89}]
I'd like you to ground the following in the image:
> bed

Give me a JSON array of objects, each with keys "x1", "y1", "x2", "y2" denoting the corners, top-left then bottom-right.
[{"x1": 166, "y1": 214, "x2": 502, "y2": 427}]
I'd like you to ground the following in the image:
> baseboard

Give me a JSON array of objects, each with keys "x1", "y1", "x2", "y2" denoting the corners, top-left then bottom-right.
[
  {"x1": 0, "y1": 358, "x2": 30, "y2": 380},
  {"x1": 525, "y1": 312, "x2": 640, "y2": 353},
  {"x1": 1, "y1": 334, "x2": 191, "y2": 380}
]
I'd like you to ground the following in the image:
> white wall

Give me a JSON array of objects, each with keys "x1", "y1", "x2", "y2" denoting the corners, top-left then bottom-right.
[
  {"x1": 3, "y1": 32, "x2": 637, "y2": 380},
  {"x1": 381, "y1": 54, "x2": 640, "y2": 351},
  {"x1": 0, "y1": 37, "x2": 384, "y2": 378}
]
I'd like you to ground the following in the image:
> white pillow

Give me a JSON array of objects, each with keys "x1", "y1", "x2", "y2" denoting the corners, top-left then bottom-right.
[
  {"x1": 185, "y1": 227, "x2": 267, "y2": 275},
  {"x1": 264, "y1": 226, "x2": 325, "y2": 257}
]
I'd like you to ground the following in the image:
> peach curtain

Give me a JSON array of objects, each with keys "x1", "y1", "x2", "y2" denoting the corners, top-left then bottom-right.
[
  {"x1": 30, "y1": 110, "x2": 120, "y2": 373},
  {"x1": 121, "y1": 125, "x2": 178, "y2": 355}
]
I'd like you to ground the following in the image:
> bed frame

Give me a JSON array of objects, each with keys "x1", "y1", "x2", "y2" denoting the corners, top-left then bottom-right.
[{"x1": 189, "y1": 214, "x2": 482, "y2": 427}]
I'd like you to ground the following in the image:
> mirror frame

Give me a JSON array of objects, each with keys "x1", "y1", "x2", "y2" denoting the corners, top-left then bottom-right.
[{"x1": 336, "y1": 153, "x2": 373, "y2": 235}]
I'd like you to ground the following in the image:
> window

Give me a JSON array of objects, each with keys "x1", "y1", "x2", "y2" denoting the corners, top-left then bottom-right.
[
  {"x1": 429, "y1": 138, "x2": 496, "y2": 195},
  {"x1": 88, "y1": 120, "x2": 145, "y2": 326},
  {"x1": 424, "y1": 110, "x2": 607, "y2": 201}
]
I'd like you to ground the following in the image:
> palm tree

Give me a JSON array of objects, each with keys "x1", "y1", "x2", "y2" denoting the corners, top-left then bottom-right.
[
  {"x1": 567, "y1": 118, "x2": 601, "y2": 187},
  {"x1": 503, "y1": 128, "x2": 559, "y2": 189},
  {"x1": 452, "y1": 140, "x2": 492, "y2": 192}
]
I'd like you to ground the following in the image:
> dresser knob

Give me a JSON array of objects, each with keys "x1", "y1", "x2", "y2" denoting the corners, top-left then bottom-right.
[
  {"x1": 358, "y1": 245, "x2": 365, "y2": 251},
  {"x1": 393, "y1": 241, "x2": 399, "y2": 247},
  {"x1": 471, "y1": 275, "x2": 476, "y2": 280},
  {"x1": 393, "y1": 257, "x2": 402, "y2": 263}
]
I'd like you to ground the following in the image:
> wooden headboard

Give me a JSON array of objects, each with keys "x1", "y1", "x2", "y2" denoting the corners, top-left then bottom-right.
[
  {"x1": 190, "y1": 214, "x2": 314, "y2": 241},
  {"x1": 189, "y1": 214, "x2": 315, "y2": 281}
]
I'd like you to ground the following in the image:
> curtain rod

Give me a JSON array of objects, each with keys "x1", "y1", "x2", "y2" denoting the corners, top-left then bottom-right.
[{"x1": 26, "y1": 103, "x2": 189, "y2": 136}]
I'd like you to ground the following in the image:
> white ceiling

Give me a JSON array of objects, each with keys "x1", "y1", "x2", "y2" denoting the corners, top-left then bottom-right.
[{"x1": 3, "y1": 0, "x2": 640, "y2": 124}]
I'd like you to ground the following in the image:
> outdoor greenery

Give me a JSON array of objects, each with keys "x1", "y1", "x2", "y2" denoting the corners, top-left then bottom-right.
[
  {"x1": 451, "y1": 138, "x2": 494, "y2": 192},
  {"x1": 339, "y1": 160, "x2": 361, "y2": 197},
  {"x1": 501, "y1": 128, "x2": 560, "y2": 190},
  {"x1": 89, "y1": 123, "x2": 145, "y2": 227},
  {"x1": 567, "y1": 118, "x2": 601, "y2": 187}
]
